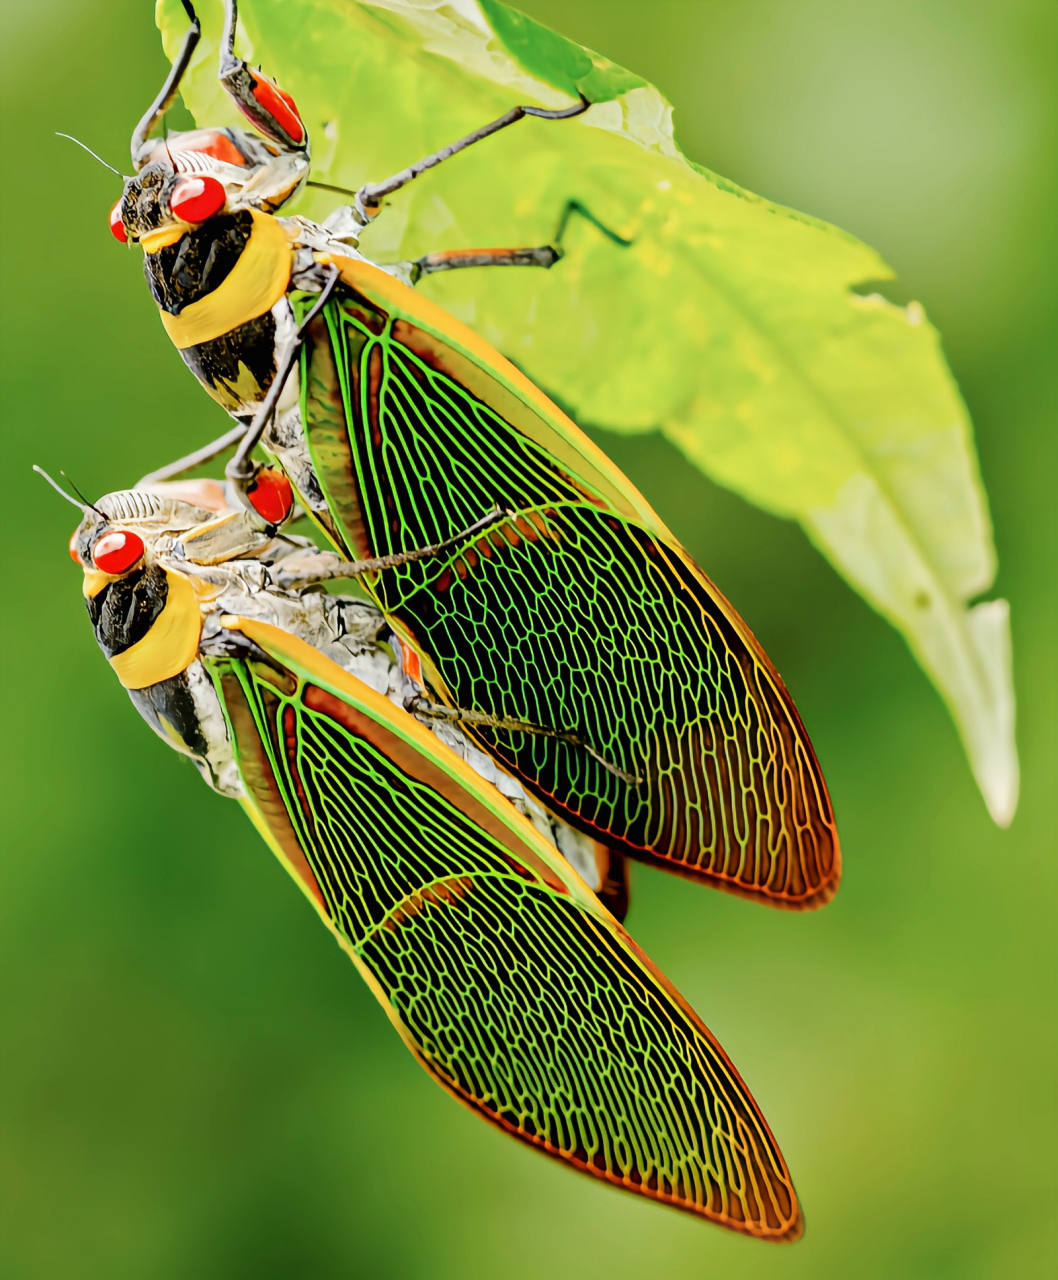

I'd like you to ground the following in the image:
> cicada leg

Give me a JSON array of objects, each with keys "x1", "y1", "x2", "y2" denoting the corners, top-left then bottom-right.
[
  {"x1": 130, "y1": 0, "x2": 200, "y2": 165},
  {"x1": 219, "y1": 265, "x2": 341, "y2": 491},
  {"x1": 551, "y1": 197, "x2": 633, "y2": 249},
  {"x1": 272, "y1": 507, "x2": 509, "y2": 585},
  {"x1": 216, "y1": 1, "x2": 309, "y2": 154},
  {"x1": 404, "y1": 696, "x2": 641, "y2": 787},
  {"x1": 137, "y1": 424, "x2": 248, "y2": 487},
  {"x1": 394, "y1": 200, "x2": 633, "y2": 284},
  {"x1": 345, "y1": 98, "x2": 591, "y2": 224},
  {"x1": 409, "y1": 245, "x2": 561, "y2": 280}
]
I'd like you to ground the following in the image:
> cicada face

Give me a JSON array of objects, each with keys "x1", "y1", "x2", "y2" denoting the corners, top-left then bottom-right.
[
  {"x1": 71, "y1": 486, "x2": 218, "y2": 574},
  {"x1": 71, "y1": 480, "x2": 285, "y2": 594},
  {"x1": 112, "y1": 126, "x2": 309, "y2": 249}
]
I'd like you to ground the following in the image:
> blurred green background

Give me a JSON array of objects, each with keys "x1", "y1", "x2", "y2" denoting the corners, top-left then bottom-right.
[{"x1": 1, "y1": 1, "x2": 1054, "y2": 1276}]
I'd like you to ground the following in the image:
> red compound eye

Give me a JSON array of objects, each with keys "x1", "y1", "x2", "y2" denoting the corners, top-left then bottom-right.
[
  {"x1": 170, "y1": 175, "x2": 226, "y2": 223},
  {"x1": 246, "y1": 468, "x2": 294, "y2": 525},
  {"x1": 109, "y1": 199, "x2": 128, "y2": 243},
  {"x1": 251, "y1": 77, "x2": 305, "y2": 144},
  {"x1": 69, "y1": 530, "x2": 82, "y2": 564},
  {"x1": 92, "y1": 530, "x2": 144, "y2": 574}
]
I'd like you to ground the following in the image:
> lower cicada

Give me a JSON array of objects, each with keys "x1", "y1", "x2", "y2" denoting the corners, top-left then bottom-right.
[{"x1": 52, "y1": 471, "x2": 803, "y2": 1240}]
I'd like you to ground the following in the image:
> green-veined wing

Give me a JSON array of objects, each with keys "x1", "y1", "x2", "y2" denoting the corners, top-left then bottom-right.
[
  {"x1": 293, "y1": 256, "x2": 839, "y2": 910},
  {"x1": 206, "y1": 615, "x2": 803, "y2": 1238}
]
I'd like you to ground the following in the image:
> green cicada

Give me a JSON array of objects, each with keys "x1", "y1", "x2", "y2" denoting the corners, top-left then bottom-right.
[
  {"x1": 55, "y1": 472, "x2": 802, "y2": 1240},
  {"x1": 111, "y1": 0, "x2": 840, "y2": 910}
]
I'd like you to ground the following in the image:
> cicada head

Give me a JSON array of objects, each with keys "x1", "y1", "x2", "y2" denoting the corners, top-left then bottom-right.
[
  {"x1": 55, "y1": 478, "x2": 246, "y2": 796},
  {"x1": 68, "y1": 479, "x2": 283, "y2": 595},
  {"x1": 115, "y1": 126, "x2": 308, "y2": 247},
  {"x1": 72, "y1": 488, "x2": 222, "y2": 586},
  {"x1": 115, "y1": 2, "x2": 310, "y2": 246}
]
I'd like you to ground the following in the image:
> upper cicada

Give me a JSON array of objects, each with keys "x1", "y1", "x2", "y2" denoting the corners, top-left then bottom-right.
[{"x1": 108, "y1": 0, "x2": 840, "y2": 909}]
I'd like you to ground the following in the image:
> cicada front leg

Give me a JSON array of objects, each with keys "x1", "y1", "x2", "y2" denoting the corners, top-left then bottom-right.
[
  {"x1": 217, "y1": 265, "x2": 342, "y2": 494},
  {"x1": 216, "y1": 0, "x2": 309, "y2": 155},
  {"x1": 129, "y1": 0, "x2": 201, "y2": 164}
]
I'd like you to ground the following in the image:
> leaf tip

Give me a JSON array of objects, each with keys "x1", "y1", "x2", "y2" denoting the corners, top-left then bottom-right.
[
  {"x1": 981, "y1": 757, "x2": 1019, "y2": 828},
  {"x1": 964, "y1": 598, "x2": 1019, "y2": 828}
]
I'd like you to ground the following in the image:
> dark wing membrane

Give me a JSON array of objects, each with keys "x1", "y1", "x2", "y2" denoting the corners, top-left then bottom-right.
[
  {"x1": 207, "y1": 622, "x2": 802, "y2": 1238},
  {"x1": 396, "y1": 505, "x2": 837, "y2": 908},
  {"x1": 293, "y1": 270, "x2": 839, "y2": 909}
]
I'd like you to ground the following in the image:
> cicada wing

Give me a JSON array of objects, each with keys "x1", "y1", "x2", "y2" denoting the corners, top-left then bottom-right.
[
  {"x1": 206, "y1": 617, "x2": 802, "y2": 1239},
  {"x1": 293, "y1": 261, "x2": 839, "y2": 910},
  {"x1": 359, "y1": 860, "x2": 803, "y2": 1240},
  {"x1": 402, "y1": 504, "x2": 839, "y2": 910}
]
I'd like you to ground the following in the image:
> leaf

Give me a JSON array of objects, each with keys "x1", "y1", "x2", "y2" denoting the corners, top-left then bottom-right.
[{"x1": 157, "y1": 0, "x2": 1017, "y2": 825}]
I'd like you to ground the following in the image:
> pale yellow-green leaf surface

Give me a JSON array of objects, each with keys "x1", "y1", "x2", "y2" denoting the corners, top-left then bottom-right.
[{"x1": 158, "y1": 0, "x2": 1017, "y2": 824}]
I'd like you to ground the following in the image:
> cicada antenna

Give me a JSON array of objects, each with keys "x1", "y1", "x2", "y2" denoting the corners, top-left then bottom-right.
[
  {"x1": 55, "y1": 134, "x2": 125, "y2": 178},
  {"x1": 61, "y1": 472, "x2": 107, "y2": 517},
  {"x1": 32, "y1": 466, "x2": 107, "y2": 521}
]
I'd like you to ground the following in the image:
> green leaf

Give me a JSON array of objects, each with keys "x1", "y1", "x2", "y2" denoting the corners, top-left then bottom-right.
[
  {"x1": 476, "y1": 0, "x2": 645, "y2": 101},
  {"x1": 157, "y1": 0, "x2": 1017, "y2": 825}
]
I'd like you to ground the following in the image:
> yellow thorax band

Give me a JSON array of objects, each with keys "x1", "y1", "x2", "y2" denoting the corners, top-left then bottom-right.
[
  {"x1": 158, "y1": 209, "x2": 294, "y2": 351},
  {"x1": 109, "y1": 570, "x2": 202, "y2": 690}
]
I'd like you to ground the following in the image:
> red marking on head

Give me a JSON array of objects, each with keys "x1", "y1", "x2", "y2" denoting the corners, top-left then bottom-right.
[
  {"x1": 92, "y1": 530, "x2": 144, "y2": 575},
  {"x1": 173, "y1": 130, "x2": 247, "y2": 167},
  {"x1": 68, "y1": 530, "x2": 82, "y2": 564},
  {"x1": 246, "y1": 467, "x2": 294, "y2": 525},
  {"x1": 109, "y1": 199, "x2": 127, "y2": 243},
  {"x1": 251, "y1": 77, "x2": 305, "y2": 144},
  {"x1": 169, "y1": 175, "x2": 226, "y2": 223}
]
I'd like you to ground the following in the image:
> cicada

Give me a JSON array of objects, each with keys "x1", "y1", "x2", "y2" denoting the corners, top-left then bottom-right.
[
  {"x1": 110, "y1": 0, "x2": 840, "y2": 909},
  {"x1": 54, "y1": 471, "x2": 802, "y2": 1239}
]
